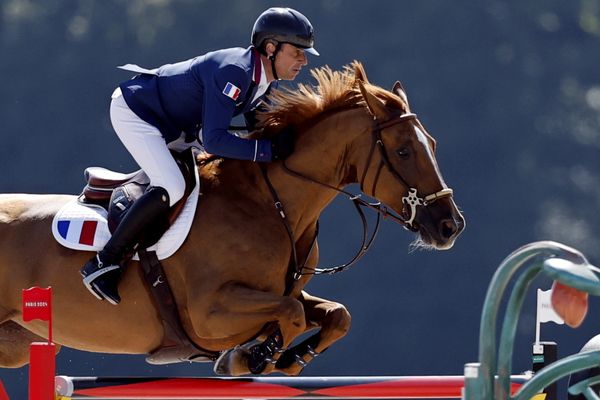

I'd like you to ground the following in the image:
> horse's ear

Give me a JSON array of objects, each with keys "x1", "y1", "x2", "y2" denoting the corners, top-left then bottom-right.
[
  {"x1": 392, "y1": 81, "x2": 409, "y2": 104},
  {"x1": 352, "y1": 60, "x2": 369, "y2": 83},
  {"x1": 358, "y1": 80, "x2": 390, "y2": 120},
  {"x1": 392, "y1": 81, "x2": 405, "y2": 95}
]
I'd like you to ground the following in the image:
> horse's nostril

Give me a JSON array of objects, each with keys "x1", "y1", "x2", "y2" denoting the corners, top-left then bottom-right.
[{"x1": 439, "y1": 219, "x2": 457, "y2": 239}]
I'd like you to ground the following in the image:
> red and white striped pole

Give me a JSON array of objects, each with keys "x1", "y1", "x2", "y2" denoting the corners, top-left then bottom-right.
[
  {"x1": 22, "y1": 287, "x2": 55, "y2": 400},
  {"x1": 55, "y1": 375, "x2": 531, "y2": 399}
]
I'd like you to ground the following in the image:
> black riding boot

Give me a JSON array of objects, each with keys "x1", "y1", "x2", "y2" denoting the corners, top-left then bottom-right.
[{"x1": 81, "y1": 186, "x2": 170, "y2": 305}]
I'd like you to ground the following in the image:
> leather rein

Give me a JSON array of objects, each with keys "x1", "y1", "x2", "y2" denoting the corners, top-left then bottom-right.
[{"x1": 259, "y1": 112, "x2": 454, "y2": 289}]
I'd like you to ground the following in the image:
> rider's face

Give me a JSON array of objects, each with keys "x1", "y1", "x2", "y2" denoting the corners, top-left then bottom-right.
[{"x1": 274, "y1": 43, "x2": 308, "y2": 81}]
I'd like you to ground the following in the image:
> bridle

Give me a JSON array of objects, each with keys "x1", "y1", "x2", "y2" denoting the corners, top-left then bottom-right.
[
  {"x1": 360, "y1": 112, "x2": 453, "y2": 229},
  {"x1": 259, "y1": 112, "x2": 454, "y2": 290}
]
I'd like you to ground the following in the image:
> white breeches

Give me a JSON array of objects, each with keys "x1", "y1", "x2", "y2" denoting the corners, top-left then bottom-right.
[{"x1": 109, "y1": 88, "x2": 200, "y2": 206}]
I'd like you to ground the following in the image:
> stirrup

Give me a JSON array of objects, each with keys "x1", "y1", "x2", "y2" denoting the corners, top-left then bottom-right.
[
  {"x1": 90, "y1": 278, "x2": 121, "y2": 305},
  {"x1": 81, "y1": 255, "x2": 120, "y2": 303}
]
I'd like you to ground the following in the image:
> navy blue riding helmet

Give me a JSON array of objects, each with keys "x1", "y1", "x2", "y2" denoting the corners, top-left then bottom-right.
[{"x1": 251, "y1": 7, "x2": 319, "y2": 79}]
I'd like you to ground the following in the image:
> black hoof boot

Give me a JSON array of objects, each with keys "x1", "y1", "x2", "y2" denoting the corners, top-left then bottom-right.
[{"x1": 81, "y1": 254, "x2": 122, "y2": 305}]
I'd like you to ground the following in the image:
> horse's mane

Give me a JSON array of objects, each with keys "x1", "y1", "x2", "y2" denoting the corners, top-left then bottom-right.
[
  {"x1": 197, "y1": 61, "x2": 410, "y2": 179},
  {"x1": 256, "y1": 61, "x2": 409, "y2": 132}
]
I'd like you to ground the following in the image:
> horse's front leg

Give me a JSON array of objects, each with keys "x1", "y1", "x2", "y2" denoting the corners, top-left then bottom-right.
[
  {"x1": 273, "y1": 291, "x2": 351, "y2": 375},
  {"x1": 207, "y1": 283, "x2": 307, "y2": 376}
]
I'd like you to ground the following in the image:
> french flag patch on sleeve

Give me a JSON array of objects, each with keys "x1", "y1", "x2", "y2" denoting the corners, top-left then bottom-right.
[{"x1": 222, "y1": 82, "x2": 241, "y2": 101}]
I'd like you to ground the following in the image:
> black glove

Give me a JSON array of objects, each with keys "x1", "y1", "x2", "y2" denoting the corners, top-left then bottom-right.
[{"x1": 271, "y1": 126, "x2": 295, "y2": 161}]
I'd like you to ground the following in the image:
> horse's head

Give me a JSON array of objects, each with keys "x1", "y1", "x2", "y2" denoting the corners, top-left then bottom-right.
[
  {"x1": 258, "y1": 62, "x2": 464, "y2": 250},
  {"x1": 355, "y1": 75, "x2": 465, "y2": 250}
]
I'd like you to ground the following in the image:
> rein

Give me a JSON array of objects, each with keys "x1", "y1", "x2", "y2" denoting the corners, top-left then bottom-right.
[
  {"x1": 259, "y1": 112, "x2": 454, "y2": 285},
  {"x1": 259, "y1": 164, "x2": 382, "y2": 283}
]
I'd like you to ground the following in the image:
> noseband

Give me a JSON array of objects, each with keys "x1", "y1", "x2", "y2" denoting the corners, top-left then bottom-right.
[{"x1": 360, "y1": 112, "x2": 453, "y2": 230}]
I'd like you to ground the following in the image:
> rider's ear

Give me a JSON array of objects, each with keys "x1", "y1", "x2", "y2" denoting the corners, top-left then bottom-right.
[
  {"x1": 264, "y1": 41, "x2": 277, "y2": 58},
  {"x1": 359, "y1": 80, "x2": 390, "y2": 121}
]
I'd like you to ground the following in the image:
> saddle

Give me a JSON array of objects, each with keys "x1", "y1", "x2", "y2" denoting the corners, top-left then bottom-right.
[
  {"x1": 81, "y1": 150, "x2": 192, "y2": 237},
  {"x1": 80, "y1": 149, "x2": 220, "y2": 364}
]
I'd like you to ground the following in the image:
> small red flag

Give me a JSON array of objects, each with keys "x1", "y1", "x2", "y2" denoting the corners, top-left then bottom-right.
[{"x1": 22, "y1": 287, "x2": 52, "y2": 322}]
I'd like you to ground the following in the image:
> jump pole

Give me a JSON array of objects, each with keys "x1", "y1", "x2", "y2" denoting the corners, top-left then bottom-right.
[{"x1": 55, "y1": 375, "x2": 531, "y2": 399}]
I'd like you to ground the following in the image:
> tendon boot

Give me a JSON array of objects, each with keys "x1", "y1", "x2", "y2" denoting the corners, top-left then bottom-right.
[{"x1": 81, "y1": 186, "x2": 170, "y2": 305}]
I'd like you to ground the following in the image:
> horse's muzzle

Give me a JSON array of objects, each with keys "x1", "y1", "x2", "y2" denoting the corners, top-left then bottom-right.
[
  {"x1": 415, "y1": 202, "x2": 465, "y2": 250},
  {"x1": 437, "y1": 214, "x2": 465, "y2": 249}
]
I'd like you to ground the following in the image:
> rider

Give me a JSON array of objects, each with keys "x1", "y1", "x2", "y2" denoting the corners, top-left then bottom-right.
[{"x1": 80, "y1": 7, "x2": 319, "y2": 305}]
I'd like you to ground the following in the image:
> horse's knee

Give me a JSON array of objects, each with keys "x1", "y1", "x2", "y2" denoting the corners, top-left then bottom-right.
[
  {"x1": 325, "y1": 305, "x2": 351, "y2": 338},
  {"x1": 277, "y1": 297, "x2": 306, "y2": 331}
]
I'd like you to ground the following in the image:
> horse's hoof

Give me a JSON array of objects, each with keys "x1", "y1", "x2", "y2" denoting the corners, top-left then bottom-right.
[
  {"x1": 214, "y1": 348, "x2": 234, "y2": 375},
  {"x1": 214, "y1": 347, "x2": 250, "y2": 376}
]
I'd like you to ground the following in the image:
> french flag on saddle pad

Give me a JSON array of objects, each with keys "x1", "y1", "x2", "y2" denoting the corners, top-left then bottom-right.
[
  {"x1": 222, "y1": 82, "x2": 241, "y2": 101},
  {"x1": 56, "y1": 220, "x2": 99, "y2": 246}
]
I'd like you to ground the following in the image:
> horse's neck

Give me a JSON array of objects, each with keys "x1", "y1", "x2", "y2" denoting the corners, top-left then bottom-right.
[
  {"x1": 197, "y1": 109, "x2": 369, "y2": 235},
  {"x1": 264, "y1": 108, "x2": 369, "y2": 230}
]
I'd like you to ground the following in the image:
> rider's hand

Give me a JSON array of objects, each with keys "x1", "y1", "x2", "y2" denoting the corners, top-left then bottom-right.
[{"x1": 271, "y1": 126, "x2": 295, "y2": 161}]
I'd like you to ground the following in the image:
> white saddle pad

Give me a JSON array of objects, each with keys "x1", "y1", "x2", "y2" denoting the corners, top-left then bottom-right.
[{"x1": 52, "y1": 172, "x2": 199, "y2": 261}]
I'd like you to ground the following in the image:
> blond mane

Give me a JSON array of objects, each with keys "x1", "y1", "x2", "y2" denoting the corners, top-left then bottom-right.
[{"x1": 257, "y1": 61, "x2": 409, "y2": 131}]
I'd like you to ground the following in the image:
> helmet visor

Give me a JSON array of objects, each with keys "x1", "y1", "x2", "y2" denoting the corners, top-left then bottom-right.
[{"x1": 304, "y1": 47, "x2": 319, "y2": 56}]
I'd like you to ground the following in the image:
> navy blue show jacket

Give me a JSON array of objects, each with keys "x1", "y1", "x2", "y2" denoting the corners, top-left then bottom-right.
[{"x1": 118, "y1": 46, "x2": 276, "y2": 162}]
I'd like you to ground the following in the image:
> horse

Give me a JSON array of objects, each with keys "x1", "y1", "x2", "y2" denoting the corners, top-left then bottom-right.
[{"x1": 0, "y1": 61, "x2": 464, "y2": 376}]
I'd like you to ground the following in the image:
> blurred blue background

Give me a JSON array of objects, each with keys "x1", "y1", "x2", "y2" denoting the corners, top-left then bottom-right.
[{"x1": 2, "y1": 0, "x2": 600, "y2": 398}]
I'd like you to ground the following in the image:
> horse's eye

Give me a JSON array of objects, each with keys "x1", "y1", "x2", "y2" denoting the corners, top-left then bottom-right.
[{"x1": 396, "y1": 147, "x2": 410, "y2": 159}]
